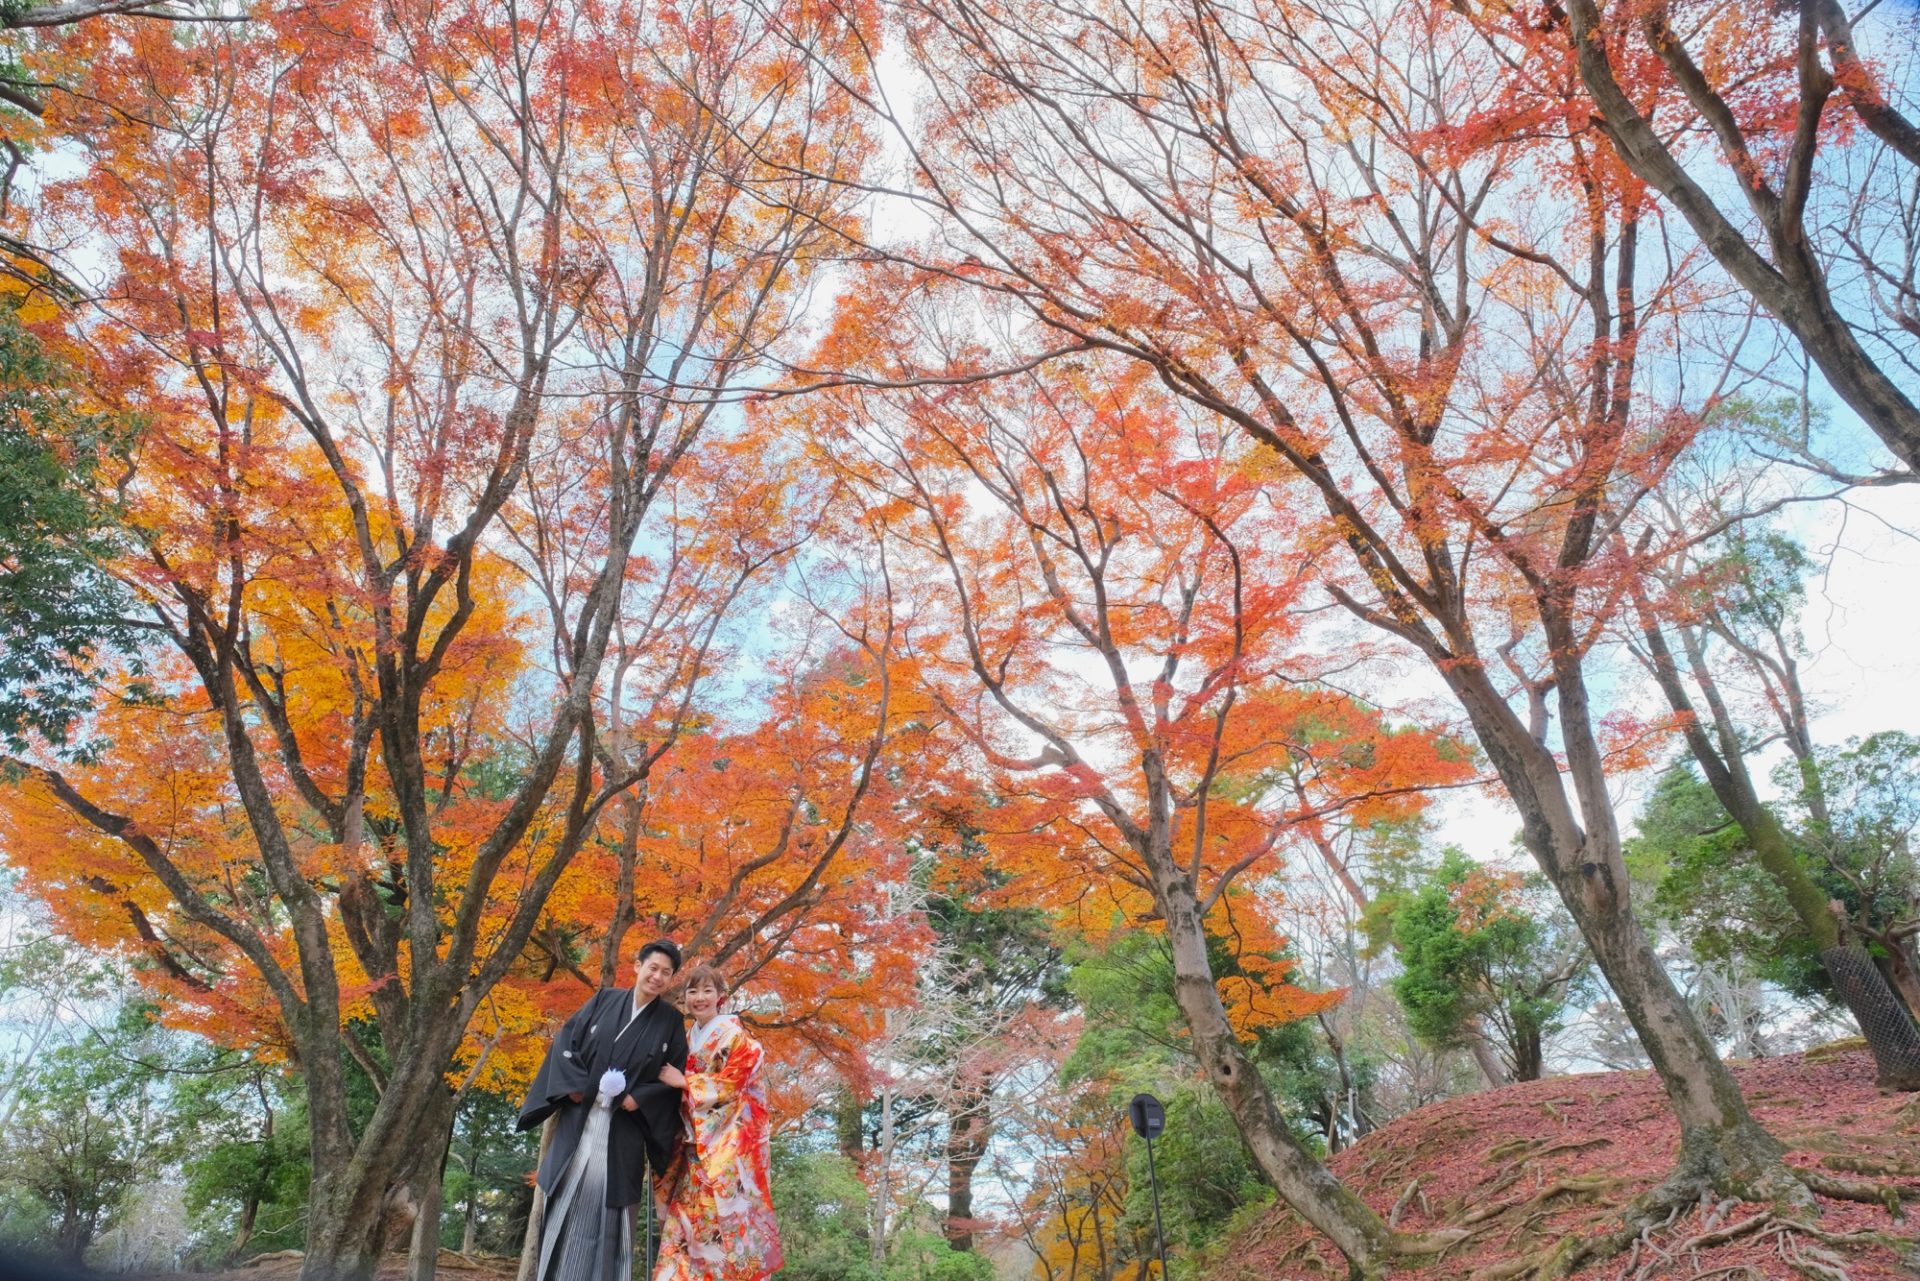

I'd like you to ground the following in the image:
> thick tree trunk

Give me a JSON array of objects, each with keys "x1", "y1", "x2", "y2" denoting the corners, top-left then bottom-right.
[
  {"x1": 1826, "y1": 943, "x2": 1920, "y2": 1083},
  {"x1": 56, "y1": 1200, "x2": 90, "y2": 1264},
  {"x1": 1447, "y1": 664, "x2": 1791, "y2": 1193},
  {"x1": 1142, "y1": 831, "x2": 1399, "y2": 1277},
  {"x1": 301, "y1": 1051, "x2": 457, "y2": 1281},
  {"x1": 1513, "y1": 1025, "x2": 1543, "y2": 1083},
  {"x1": 303, "y1": 1168, "x2": 404, "y2": 1281},
  {"x1": 515, "y1": 1119, "x2": 555, "y2": 1281},
  {"x1": 1883, "y1": 938, "x2": 1920, "y2": 1023},
  {"x1": 944, "y1": 1074, "x2": 990, "y2": 1251},
  {"x1": 1725, "y1": 809, "x2": 1920, "y2": 1088},
  {"x1": 1562, "y1": 887, "x2": 1787, "y2": 1187}
]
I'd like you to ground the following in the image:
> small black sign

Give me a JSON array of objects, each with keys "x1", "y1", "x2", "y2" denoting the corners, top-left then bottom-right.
[{"x1": 1128, "y1": 1092, "x2": 1165, "y2": 1140}]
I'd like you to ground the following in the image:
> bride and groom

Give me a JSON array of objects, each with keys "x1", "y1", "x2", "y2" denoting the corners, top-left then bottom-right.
[{"x1": 517, "y1": 939, "x2": 783, "y2": 1281}]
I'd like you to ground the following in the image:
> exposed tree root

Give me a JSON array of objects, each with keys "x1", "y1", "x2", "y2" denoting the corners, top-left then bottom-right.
[
  {"x1": 1456, "y1": 1142, "x2": 1920, "y2": 1281},
  {"x1": 1450, "y1": 1138, "x2": 1621, "y2": 1222},
  {"x1": 1269, "y1": 1235, "x2": 1335, "y2": 1275},
  {"x1": 1390, "y1": 1174, "x2": 1427, "y2": 1229},
  {"x1": 1533, "y1": 1138, "x2": 1614, "y2": 1161},
  {"x1": 1457, "y1": 1176, "x2": 1629, "y2": 1230},
  {"x1": 1797, "y1": 1167, "x2": 1910, "y2": 1217},
  {"x1": 1820, "y1": 1153, "x2": 1920, "y2": 1178},
  {"x1": 1387, "y1": 1226, "x2": 1474, "y2": 1257},
  {"x1": 1508, "y1": 1198, "x2": 1919, "y2": 1281}
]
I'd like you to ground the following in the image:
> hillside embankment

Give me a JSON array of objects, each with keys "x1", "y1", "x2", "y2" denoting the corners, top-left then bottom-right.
[{"x1": 1218, "y1": 1046, "x2": 1919, "y2": 1280}]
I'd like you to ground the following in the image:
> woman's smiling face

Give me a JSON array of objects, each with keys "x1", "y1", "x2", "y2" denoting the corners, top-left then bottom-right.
[{"x1": 684, "y1": 978, "x2": 722, "y2": 1021}]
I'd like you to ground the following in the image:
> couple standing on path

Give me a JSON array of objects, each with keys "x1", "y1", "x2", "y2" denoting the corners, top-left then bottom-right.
[{"x1": 516, "y1": 940, "x2": 785, "y2": 1281}]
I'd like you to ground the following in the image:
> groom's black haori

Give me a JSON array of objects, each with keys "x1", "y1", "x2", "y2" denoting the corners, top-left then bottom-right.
[{"x1": 518, "y1": 939, "x2": 690, "y2": 1281}]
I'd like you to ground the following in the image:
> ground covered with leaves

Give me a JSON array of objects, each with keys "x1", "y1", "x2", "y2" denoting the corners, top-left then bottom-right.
[
  {"x1": 1220, "y1": 1046, "x2": 1920, "y2": 1280},
  {"x1": 145, "y1": 1253, "x2": 517, "y2": 1281}
]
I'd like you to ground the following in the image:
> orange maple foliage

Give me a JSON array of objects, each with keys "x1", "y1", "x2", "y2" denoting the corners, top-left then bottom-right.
[
  {"x1": 789, "y1": 0, "x2": 1802, "y2": 1252},
  {"x1": 0, "y1": 0, "x2": 882, "y2": 1269},
  {"x1": 803, "y1": 338, "x2": 1464, "y2": 1032},
  {"x1": 1460, "y1": 0, "x2": 1920, "y2": 473}
]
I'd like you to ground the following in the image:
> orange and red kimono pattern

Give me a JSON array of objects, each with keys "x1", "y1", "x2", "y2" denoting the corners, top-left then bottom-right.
[{"x1": 651, "y1": 1014, "x2": 784, "y2": 1281}]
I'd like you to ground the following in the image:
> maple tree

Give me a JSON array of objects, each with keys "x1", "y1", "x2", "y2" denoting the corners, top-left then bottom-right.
[
  {"x1": 0, "y1": 0, "x2": 874, "y2": 1275},
  {"x1": 1491, "y1": 0, "x2": 1920, "y2": 474},
  {"x1": 771, "y1": 0, "x2": 1917, "y2": 1261},
  {"x1": 803, "y1": 338, "x2": 1471, "y2": 1270},
  {"x1": 494, "y1": 571, "x2": 947, "y2": 1275},
  {"x1": 0, "y1": 0, "x2": 249, "y2": 282}
]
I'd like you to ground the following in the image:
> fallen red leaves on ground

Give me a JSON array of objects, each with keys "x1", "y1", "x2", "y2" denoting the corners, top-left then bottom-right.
[{"x1": 1222, "y1": 1047, "x2": 1919, "y2": 1280}]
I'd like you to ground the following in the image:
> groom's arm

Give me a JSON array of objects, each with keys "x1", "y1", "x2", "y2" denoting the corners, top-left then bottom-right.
[
  {"x1": 517, "y1": 992, "x2": 602, "y2": 1130},
  {"x1": 618, "y1": 1013, "x2": 688, "y2": 1110}
]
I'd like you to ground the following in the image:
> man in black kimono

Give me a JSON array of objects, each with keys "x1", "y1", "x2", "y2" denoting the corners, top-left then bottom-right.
[{"x1": 518, "y1": 938, "x2": 690, "y2": 1281}]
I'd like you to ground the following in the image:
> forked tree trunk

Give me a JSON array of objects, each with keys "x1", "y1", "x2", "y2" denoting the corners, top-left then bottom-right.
[
  {"x1": 302, "y1": 1045, "x2": 459, "y2": 1281},
  {"x1": 303, "y1": 1170, "x2": 405, "y2": 1281},
  {"x1": 1447, "y1": 664, "x2": 1791, "y2": 1194}
]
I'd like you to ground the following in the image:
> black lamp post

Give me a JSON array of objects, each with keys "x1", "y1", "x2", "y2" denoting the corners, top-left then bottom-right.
[{"x1": 1128, "y1": 1092, "x2": 1171, "y2": 1279}]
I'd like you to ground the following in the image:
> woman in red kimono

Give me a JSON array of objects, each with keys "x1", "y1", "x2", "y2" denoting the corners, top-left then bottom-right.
[{"x1": 652, "y1": 964, "x2": 784, "y2": 1281}]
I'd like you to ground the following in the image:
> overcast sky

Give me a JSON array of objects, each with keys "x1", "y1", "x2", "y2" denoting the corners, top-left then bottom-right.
[{"x1": 1427, "y1": 480, "x2": 1920, "y2": 859}]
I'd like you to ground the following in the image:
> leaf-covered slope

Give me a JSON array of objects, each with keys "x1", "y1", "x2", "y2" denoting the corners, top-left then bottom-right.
[{"x1": 1219, "y1": 1048, "x2": 1918, "y2": 1279}]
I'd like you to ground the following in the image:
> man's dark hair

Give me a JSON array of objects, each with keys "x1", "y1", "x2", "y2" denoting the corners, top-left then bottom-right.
[{"x1": 638, "y1": 939, "x2": 683, "y2": 973}]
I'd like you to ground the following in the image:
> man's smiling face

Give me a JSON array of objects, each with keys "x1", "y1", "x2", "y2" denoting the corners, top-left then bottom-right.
[{"x1": 636, "y1": 951, "x2": 677, "y2": 999}]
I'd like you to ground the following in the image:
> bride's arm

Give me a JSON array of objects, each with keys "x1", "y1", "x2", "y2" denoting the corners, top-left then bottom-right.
[{"x1": 685, "y1": 1023, "x2": 763, "y2": 1108}]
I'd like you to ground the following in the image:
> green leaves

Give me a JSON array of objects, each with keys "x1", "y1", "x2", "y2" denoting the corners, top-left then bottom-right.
[
  {"x1": 0, "y1": 305, "x2": 138, "y2": 758},
  {"x1": 1388, "y1": 849, "x2": 1589, "y2": 1079}
]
